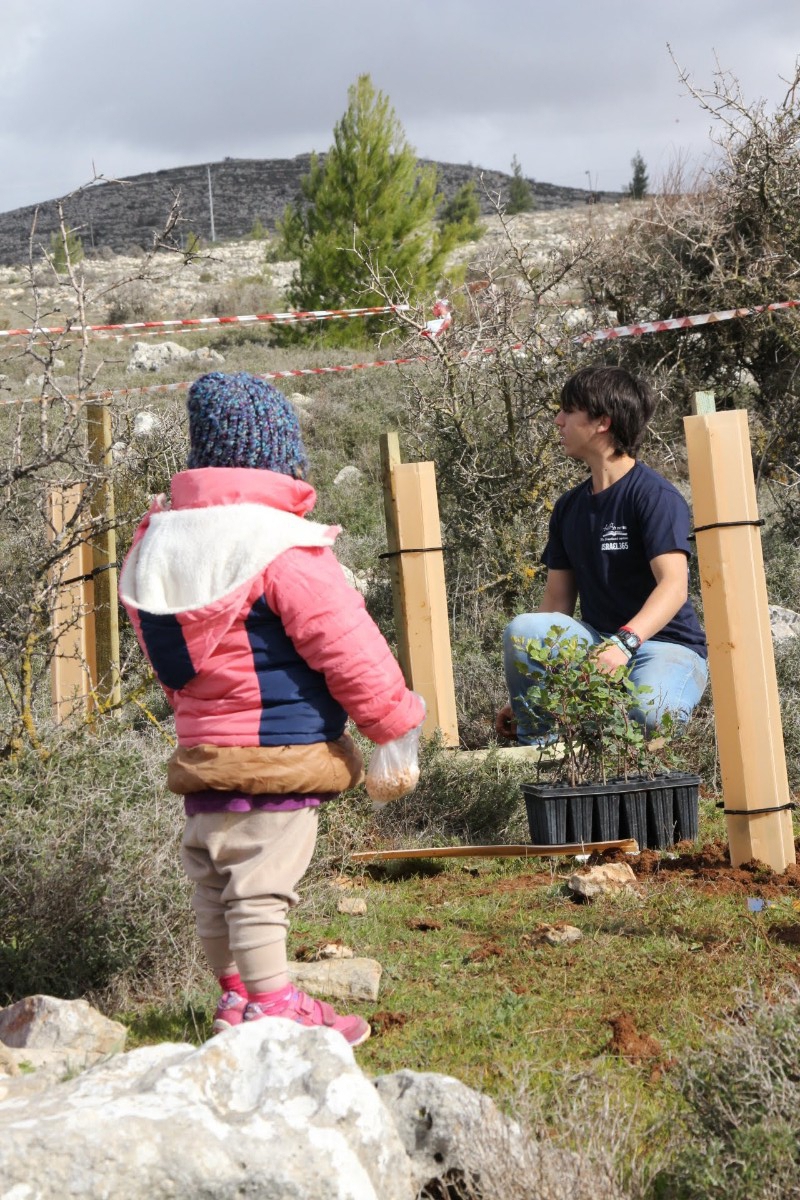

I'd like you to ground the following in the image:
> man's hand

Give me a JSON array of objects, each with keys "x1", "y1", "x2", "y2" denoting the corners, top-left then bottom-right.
[
  {"x1": 495, "y1": 703, "x2": 518, "y2": 740},
  {"x1": 592, "y1": 642, "x2": 630, "y2": 676}
]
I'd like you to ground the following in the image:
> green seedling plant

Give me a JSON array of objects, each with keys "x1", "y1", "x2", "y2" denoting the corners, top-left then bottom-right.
[{"x1": 517, "y1": 625, "x2": 676, "y2": 787}]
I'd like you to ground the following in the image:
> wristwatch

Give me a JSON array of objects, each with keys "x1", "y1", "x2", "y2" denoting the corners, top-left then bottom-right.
[{"x1": 615, "y1": 627, "x2": 642, "y2": 654}]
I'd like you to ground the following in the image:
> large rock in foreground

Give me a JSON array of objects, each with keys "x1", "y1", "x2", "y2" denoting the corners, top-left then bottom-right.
[
  {"x1": 0, "y1": 1020, "x2": 413, "y2": 1200},
  {"x1": 0, "y1": 996, "x2": 621, "y2": 1199}
]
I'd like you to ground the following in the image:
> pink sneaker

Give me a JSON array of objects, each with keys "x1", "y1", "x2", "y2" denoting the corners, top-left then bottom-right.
[
  {"x1": 243, "y1": 988, "x2": 371, "y2": 1047},
  {"x1": 212, "y1": 990, "x2": 248, "y2": 1033}
]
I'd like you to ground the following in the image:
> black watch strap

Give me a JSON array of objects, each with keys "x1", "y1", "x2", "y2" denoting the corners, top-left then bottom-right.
[{"x1": 616, "y1": 627, "x2": 642, "y2": 653}]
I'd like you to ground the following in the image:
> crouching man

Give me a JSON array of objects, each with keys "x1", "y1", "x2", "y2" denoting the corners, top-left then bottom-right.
[{"x1": 497, "y1": 365, "x2": 708, "y2": 745}]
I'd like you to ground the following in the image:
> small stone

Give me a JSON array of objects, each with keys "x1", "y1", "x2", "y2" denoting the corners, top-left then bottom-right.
[
  {"x1": 314, "y1": 941, "x2": 355, "y2": 960},
  {"x1": 0, "y1": 995, "x2": 126, "y2": 1055},
  {"x1": 567, "y1": 862, "x2": 638, "y2": 898},
  {"x1": 289, "y1": 957, "x2": 382, "y2": 1002},
  {"x1": 529, "y1": 922, "x2": 583, "y2": 946},
  {"x1": 333, "y1": 465, "x2": 363, "y2": 487},
  {"x1": 337, "y1": 896, "x2": 367, "y2": 916}
]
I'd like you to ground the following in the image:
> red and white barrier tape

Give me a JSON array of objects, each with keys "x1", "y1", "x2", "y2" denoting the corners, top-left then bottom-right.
[
  {"x1": 0, "y1": 303, "x2": 410, "y2": 342},
  {"x1": 573, "y1": 299, "x2": 800, "y2": 343},
  {"x1": 4, "y1": 297, "x2": 798, "y2": 410}
]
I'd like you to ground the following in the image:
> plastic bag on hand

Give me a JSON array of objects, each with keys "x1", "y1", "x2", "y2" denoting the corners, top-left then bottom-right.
[{"x1": 365, "y1": 698, "x2": 425, "y2": 809}]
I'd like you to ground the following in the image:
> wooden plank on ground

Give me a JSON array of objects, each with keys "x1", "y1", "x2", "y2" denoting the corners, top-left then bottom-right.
[
  {"x1": 350, "y1": 839, "x2": 639, "y2": 863},
  {"x1": 684, "y1": 408, "x2": 794, "y2": 871}
]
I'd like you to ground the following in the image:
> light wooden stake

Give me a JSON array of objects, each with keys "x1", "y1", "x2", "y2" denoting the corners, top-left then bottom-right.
[
  {"x1": 87, "y1": 401, "x2": 121, "y2": 707},
  {"x1": 48, "y1": 484, "x2": 97, "y2": 721},
  {"x1": 380, "y1": 434, "x2": 459, "y2": 746},
  {"x1": 684, "y1": 408, "x2": 794, "y2": 871},
  {"x1": 379, "y1": 433, "x2": 411, "y2": 682}
]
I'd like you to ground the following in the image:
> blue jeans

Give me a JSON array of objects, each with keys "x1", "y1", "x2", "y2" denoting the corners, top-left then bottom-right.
[{"x1": 502, "y1": 612, "x2": 709, "y2": 744}]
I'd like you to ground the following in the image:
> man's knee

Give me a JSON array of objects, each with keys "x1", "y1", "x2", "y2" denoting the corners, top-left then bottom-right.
[{"x1": 503, "y1": 612, "x2": 572, "y2": 654}]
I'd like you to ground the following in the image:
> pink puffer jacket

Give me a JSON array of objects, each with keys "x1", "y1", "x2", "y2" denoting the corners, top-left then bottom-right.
[{"x1": 119, "y1": 467, "x2": 424, "y2": 750}]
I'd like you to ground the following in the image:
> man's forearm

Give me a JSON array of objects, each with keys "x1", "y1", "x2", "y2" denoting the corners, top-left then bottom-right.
[{"x1": 621, "y1": 580, "x2": 688, "y2": 642}]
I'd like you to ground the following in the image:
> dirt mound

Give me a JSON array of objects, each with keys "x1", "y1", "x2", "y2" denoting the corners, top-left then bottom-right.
[{"x1": 600, "y1": 838, "x2": 800, "y2": 897}]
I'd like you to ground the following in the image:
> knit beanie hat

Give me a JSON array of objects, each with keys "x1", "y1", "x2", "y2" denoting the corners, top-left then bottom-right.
[{"x1": 186, "y1": 372, "x2": 308, "y2": 478}]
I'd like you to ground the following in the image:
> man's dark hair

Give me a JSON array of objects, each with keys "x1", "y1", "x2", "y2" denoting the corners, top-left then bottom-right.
[{"x1": 560, "y1": 366, "x2": 656, "y2": 457}]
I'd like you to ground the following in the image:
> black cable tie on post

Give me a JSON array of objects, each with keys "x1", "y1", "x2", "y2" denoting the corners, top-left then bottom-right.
[
  {"x1": 378, "y1": 546, "x2": 445, "y2": 560},
  {"x1": 715, "y1": 800, "x2": 797, "y2": 815},
  {"x1": 59, "y1": 561, "x2": 120, "y2": 587},
  {"x1": 690, "y1": 518, "x2": 765, "y2": 540}
]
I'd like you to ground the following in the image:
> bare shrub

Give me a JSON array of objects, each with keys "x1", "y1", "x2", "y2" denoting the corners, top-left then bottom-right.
[
  {"x1": 654, "y1": 980, "x2": 800, "y2": 1199},
  {"x1": 0, "y1": 184, "x2": 195, "y2": 756},
  {"x1": 105, "y1": 281, "x2": 162, "y2": 325},
  {"x1": 0, "y1": 726, "x2": 198, "y2": 1010},
  {"x1": 579, "y1": 59, "x2": 800, "y2": 502}
]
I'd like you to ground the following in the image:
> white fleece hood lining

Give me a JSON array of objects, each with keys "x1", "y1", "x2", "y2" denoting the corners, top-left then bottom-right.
[{"x1": 119, "y1": 503, "x2": 337, "y2": 615}]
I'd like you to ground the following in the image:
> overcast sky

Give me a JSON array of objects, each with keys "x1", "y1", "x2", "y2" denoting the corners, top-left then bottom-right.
[{"x1": 1, "y1": 1, "x2": 797, "y2": 213}]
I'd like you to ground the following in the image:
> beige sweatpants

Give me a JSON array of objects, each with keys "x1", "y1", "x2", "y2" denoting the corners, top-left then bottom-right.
[{"x1": 180, "y1": 807, "x2": 318, "y2": 985}]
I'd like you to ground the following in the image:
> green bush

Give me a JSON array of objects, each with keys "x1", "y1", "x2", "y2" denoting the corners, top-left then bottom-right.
[
  {"x1": 367, "y1": 736, "x2": 532, "y2": 847},
  {"x1": 518, "y1": 627, "x2": 675, "y2": 786},
  {"x1": 0, "y1": 726, "x2": 195, "y2": 1010}
]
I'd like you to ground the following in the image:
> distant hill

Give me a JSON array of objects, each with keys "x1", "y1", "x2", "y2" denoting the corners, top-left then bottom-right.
[{"x1": 0, "y1": 156, "x2": 621, "y2": 266}]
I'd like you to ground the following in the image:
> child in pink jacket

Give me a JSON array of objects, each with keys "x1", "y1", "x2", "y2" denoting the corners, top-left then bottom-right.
[{"x1": 120, "y1": 371, "x2": 424, "y2": 1046}]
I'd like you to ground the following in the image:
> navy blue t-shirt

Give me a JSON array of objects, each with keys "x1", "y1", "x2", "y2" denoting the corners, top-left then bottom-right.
[{"x1": 541, "y1": 461, "x2": 707, "y2": 657}]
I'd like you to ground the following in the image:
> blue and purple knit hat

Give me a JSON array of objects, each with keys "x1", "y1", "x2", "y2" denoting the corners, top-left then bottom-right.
[{"x1": 186, "y1": 372, "x2": 308, "y2": 478}]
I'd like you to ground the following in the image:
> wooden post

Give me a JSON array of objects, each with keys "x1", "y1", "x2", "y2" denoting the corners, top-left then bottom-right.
[
  {"x1": 48, "y1": 484, "x2": 97, "y2": 721},
  {"x1": 683, "y1": 407, "x2": 794, "y2": 871},
  {"x1": 86, "y1": 401, "x2": 121, "y2": 707},
  {"x1": 380, "y1": 434, "x2": 459, "y2": 747},
  {"x1": 379, "y1": 433, "x2": 411, "y2": 683}
]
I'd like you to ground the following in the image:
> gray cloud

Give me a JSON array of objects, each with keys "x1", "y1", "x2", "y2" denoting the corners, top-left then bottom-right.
[{"x1": 1, "y1": 0, "x2": 796, "y2": 210}]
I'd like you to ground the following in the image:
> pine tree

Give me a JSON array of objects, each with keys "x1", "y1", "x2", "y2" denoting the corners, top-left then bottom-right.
[
  {"x1": 49, "y1": 226, "x2": 83, "y2": 273},
  {"x1": 438, "y1": 180, "x2": 483, "y2": 244},
  {"x1": 627, "y1": 151, "x2": 649, "y2": 200},
  {"x1": 280, "y1": 74, "x2": 453, "y2": 340},
  {"x1": 506, "y1": 156, "x2": 534, "y2": 214}
]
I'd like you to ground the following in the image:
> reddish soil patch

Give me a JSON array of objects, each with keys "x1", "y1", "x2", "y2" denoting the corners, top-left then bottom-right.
[
  {"x1": 406, "y1": 917, "x2": 443, "y2": 932},
  {"x1": 606, "y1": 1012, "x2": 671, "y2": 1079},
  {"x1": 465, "y1": 940, "x2": 504, "y2": 962},
  {"x1": 600, "y1": 838, "x2": 800, "y2": 898},
  {"x1": 607, "y1": 1011, "x2": 663, "y2": 1062},
  {"x1": 370, "y1": 1010, "x2": 409, "y2": 1036}
]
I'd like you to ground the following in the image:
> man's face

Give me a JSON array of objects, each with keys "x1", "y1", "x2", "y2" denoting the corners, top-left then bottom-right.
[{"x1": 554, "y1": 407, "x2": 609, "y2": 461}]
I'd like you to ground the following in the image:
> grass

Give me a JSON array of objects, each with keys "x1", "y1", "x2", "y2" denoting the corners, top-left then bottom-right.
[{"x1": 123, "y1": 793, "x2": 800, "y2": 1134}]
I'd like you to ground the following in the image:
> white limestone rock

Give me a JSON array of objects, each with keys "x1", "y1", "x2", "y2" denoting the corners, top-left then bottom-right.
[
  {"x1": 375, "y1": 1069, "x2": 615, "y2": 1200},
  {"x1": 567, "y1": 862, "x2": 638, "y2": 898},
  {"x1": 289, "y1": 957, "x2": 382, "y2": 1003},
  {"x1": 127, "y1": 340, "x2": 225, "y2": 372},
  {"x1": 770, "y1": 604, "x2": 800, "y2": 647},
  {"x1": 333, "y1": 465, "x2": 364, "y2": 487},
  {"x1": 0, "y1": 994, "x2": 126, "y2": 1054},
  {"x1": 0, "y1": 1021, "x2": 414, "y2": 1200}
]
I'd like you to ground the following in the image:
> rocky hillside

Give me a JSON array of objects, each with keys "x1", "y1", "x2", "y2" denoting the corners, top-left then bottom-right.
[{"x1": 0, "y1": 155, "x2": 622, "y2": 266}]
